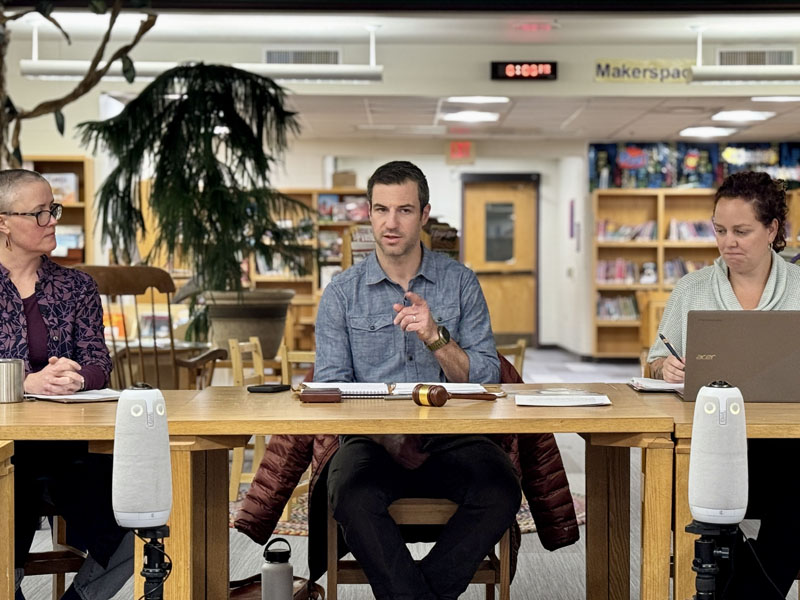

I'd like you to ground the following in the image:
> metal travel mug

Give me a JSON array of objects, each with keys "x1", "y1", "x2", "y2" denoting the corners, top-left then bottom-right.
[{"x1": 0, "y1": 358, "x2": 24, "y2": 403}]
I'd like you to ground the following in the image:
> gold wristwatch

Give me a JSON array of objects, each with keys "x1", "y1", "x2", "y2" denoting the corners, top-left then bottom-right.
[{"x1": 426, "y1": 326, "x2": 450, "y2": 352}]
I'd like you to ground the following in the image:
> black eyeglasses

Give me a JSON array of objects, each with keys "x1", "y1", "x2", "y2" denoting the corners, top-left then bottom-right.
[{"x1": 0, "y1": 203, "x2": 63, "y2": 226}]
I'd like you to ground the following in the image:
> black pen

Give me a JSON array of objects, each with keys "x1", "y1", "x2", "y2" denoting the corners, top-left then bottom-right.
[{"x1": 658, "y1": 333, "x2": 684, "y2": 362}]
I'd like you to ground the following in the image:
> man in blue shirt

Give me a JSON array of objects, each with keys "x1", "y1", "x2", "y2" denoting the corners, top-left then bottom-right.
[{"x1": 316, "y1": 161, "x2": 521, "y2": 600}]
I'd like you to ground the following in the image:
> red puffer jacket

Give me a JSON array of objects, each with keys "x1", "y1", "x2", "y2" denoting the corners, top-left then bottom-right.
[{"x1": 235, "y1": 354, "x2": 580, "y2": 582}]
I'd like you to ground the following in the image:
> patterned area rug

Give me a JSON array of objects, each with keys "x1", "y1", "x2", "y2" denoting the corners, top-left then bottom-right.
[{"x1": 231, "y1": 491, "x2": 586, "y2": 536}]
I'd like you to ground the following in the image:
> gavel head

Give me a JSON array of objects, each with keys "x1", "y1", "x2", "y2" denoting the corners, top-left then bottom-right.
[{"x1": 412, "y1": 384, "x2": 449, "y2": 407}]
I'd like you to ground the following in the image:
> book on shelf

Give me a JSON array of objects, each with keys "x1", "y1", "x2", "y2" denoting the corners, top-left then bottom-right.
[
  {"x1": 317, "y1": 194, "x2": 340, "y2": 222},
  {"x1": 667, "y1": 218, "x2": 715, "y2": 241},
  {"x1": 254, "y1": 253, "x2": 290, "y2": 275},
  {"x1": 343, "y1": 195, "x2": 369, "y2": 221},
  {"x1": 320, "y1": 265, "x2": 342, "y2": 290},
  {"x1": 41, "y1": 172, "x2": 79, "y2": 204},
  {"x1": 348, "y1": 225, "x2": 376, "y2": 265},
  {"x1": 350, "y1": 225, "x2": 375, "y2": 242},
  {"x1": 318, "y1": 230, "x2": 343, "y2": 261},
  {"x1": 596, "y1": 219, "x2": 656, "y2": 241},
  {"x1": 596, "y1": 258, "x2": 656, "y2": 285},
  {"x1": 53, "y1": 225, "x2": 84, "y2": 257},
  {"x1": 663, "y1": 257, "x2": 712, "y2": 284},
  {"x1": 596, "y1": 294, "x2": 639, "y2": 320},
  {"x1": 331, "y1": 202, "x2": 349, "y2": 222}
]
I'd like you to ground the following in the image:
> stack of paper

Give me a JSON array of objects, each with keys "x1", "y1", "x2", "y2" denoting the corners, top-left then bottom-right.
[{"x1": 628, "y1": 377, "x2": 684, "y2": 393}]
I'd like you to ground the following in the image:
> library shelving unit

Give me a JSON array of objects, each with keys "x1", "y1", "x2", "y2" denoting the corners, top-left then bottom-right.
[
  {"x1": 25, "y1": 155, "x2": 94, "y2": 265},
  {"x1": 593, "y1": 188, "x2": 718, "y2": 358},
  {"x1": 787, "y1": 189, "x2": 800, "y2": 250},
  {"x1": 249, "y1": 187, "x2": 367, "y2": 349}
]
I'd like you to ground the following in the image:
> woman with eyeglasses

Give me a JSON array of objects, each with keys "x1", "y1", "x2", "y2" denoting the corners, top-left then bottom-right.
[{"x1": 0, "y1": 169, "x2": 132, "y2": 600}]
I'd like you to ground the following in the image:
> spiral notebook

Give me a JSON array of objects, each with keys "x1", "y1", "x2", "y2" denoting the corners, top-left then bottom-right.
[
  {"x1": 301, "y1": 382, "x2": 487, "y2": 399},
  {"x1": 301, "y1": 382, "x2": 390, "y2": 398}
]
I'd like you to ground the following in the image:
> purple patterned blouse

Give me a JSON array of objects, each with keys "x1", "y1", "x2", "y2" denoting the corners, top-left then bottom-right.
[{"x1": 0, "y1": 255, "x2": 111, "y2": 389}]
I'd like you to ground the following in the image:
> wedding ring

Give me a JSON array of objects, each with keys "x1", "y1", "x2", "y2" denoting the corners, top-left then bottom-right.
[{"x1": 412, "y1": 315, "x2": 416, "y2": 322}]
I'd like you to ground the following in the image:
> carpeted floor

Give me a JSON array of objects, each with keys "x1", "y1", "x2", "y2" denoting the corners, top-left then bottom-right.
[{"x1": 230, "y1": 490, "x2": 587, "y2": 536}]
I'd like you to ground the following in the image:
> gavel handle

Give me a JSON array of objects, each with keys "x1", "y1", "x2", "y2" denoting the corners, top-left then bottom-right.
[{"x1": 448, "y1": 393, "x2": 498, "y2": 401}]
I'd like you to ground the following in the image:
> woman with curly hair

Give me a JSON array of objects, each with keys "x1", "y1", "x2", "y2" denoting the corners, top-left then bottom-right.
[{"x1": 648, "y1": 170, "x2": 800, "y2": 598}]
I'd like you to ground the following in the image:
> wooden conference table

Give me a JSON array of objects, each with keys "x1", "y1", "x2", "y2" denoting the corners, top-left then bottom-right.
[{"x1": 0, "y1": 383, "x2": 675, "y2": 600}]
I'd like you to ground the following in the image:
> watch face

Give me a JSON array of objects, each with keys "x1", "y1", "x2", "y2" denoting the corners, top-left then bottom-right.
[{"x1": 439, "y1": 326, "x2": 450, "y2": 344}]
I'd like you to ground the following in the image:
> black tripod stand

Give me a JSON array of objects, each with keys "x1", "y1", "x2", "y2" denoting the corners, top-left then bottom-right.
[
  {"x1": 685, "y1": 520, "x2": 740, "y2": 600},
  {"x1": 137, "y1": 525, "x2": 172, "y2": 600}
]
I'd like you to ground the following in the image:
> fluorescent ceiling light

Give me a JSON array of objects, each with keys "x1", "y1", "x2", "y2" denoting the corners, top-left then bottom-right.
[
  {"x1": 690, "y1": 65, "x2": 800, "y2": 84},
  {"x1": 441, "y1": 111, "x2": 499, "y2": 123},
  {"x1": 751, "y1": 96, "x2": 800, "y2": 102},
  {"x1": 446, "y1": 96, "x2": 510, "y2": 104},
  {"x1": 711, "y1": 110, "x2": 775, "y2": 122},
  {"x1": 680, "y1": 126, "x2": 738, "y2": 138},
  {"x1": 20, "y1": 59, "x2": 383, "y2": 83}
]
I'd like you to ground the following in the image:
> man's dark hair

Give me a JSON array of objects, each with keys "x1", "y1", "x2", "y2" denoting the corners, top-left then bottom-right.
[
  {"x1": 366, "y1": 161, "x2": 429, "y2": 211},
  {"x1": 714, "y1": 171, "x2": 788, "y2": 252}
]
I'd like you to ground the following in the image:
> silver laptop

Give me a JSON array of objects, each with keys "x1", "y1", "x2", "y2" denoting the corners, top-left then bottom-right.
[{"x1": 683, "y1": 310, "x2": 800, "y2": 403}]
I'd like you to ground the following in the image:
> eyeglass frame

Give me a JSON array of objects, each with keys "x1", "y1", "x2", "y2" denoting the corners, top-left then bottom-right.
[{"x1": 0, "y1": 203, "x2": 63, "y2": 226}]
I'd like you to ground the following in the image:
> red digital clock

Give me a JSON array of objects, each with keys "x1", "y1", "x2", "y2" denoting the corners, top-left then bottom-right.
[{"x1": 491, "y1": 61, "x2": 558, "y2": 81}]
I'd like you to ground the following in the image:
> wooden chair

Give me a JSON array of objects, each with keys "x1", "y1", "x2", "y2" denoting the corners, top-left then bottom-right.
[
  {"x1": 635, "y1": 290, "x2": 671, "y2": 377},
  {"x1": 277, "y1": 343, "x2": 316, "y2": 521},
  {"x1": 326, "y1": 499, "x2": 511, "y2": 600},
  {"x1": 74, "y1": 264, "x2": 227, "y2": 390},
  {"x1": 24, "y1": 507, "x2": 88, "y2": 599},
  {"x1": 228, "y1": 336, "x2": 269, "y2": 501},
  {"x1": 496, "y1": 338, "x2": 527, "y2": 375}
]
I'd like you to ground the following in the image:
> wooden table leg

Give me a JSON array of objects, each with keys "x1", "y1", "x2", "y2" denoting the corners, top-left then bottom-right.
[
  {"x1": 134, "y1": 443, "x2": 231, "y2": 599},
  {"x1": 586, "y1": 443, "x2": 630, "y2": 600},
  {"x1": 673, "y1": 439, "x2": 695, "y2": 600},
  {"x1": 639, "y1": 439, "x2": 674, "y2": 600},
  {"x1": 0, "y1": 441, "x2": 14, "y2": 600}
]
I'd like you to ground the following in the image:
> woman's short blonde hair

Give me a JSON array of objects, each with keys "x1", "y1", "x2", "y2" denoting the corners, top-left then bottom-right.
[{"x1": 0, "y1": 169, "x2": 49, "y2": 212}]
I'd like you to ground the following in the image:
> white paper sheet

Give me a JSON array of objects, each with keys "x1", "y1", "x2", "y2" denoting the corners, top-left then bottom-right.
[
  {"x1": 26, "y1": 388, "x2": 121, "y2": 403},
  {"x1": 514, "y1": 390, "x2": 611, "y2": 407}
]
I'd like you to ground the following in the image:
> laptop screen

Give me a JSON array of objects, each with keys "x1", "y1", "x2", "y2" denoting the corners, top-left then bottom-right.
[{"x1": 683, "y1": 310, "x2": 800, "y2": 403}]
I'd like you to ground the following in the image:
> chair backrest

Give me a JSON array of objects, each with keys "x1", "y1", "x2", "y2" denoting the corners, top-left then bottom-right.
[
  {"x1": 229, "y1": 337, "x2": 265, "y2": 386},
  {"x1": 634, "y1": 290, "x2": 671, "y2": 376},
  {"x1": 496, "y1": 338, "x2": 527, "y2": 375},
  {"x1": 74, "y1": 264, "x2": 225, "y2": 390},
  {"x1": 278, "y1": 343, "x2": 316, "y2": 386}
]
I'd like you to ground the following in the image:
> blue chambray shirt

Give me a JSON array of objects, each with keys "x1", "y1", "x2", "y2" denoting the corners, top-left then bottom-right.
[{"x1": 315, "y1": 245, "x2": 500, "y2": 384}]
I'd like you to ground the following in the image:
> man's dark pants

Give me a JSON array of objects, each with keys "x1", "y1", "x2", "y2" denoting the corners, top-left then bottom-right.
[{"x1": 327, "y1": 435, "x2": 521, "y2": 600}]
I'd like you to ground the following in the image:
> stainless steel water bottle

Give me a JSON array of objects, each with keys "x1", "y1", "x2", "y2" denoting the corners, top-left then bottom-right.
[{"x1": 261, "y1": 537, "x2": 292, "y2": 600}]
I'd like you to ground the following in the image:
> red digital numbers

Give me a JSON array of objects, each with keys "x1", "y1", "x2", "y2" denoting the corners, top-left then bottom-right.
[
  {"x1": 505, "y1": 63, "x2": 552, "y2": 78},
  {"x1": 492, "y1": 61, "x2": 556, "y2": 81}
]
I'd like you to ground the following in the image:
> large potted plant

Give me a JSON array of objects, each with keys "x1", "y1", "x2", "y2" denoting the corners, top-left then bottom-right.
[{"x1": 79, "y1": 63, "x2": 312, "y2": 355}]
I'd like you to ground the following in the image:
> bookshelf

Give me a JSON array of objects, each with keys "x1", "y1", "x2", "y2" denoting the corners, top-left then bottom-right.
[
  {"x1": 249, "y1": 187, "x2": 368, "y2": 350},
  {"x1": 593, "y1": 188, "x2": 718, "y2": 358},
  {"x1": 24, "y1": 155, "x2": 94, "y2": 266}
]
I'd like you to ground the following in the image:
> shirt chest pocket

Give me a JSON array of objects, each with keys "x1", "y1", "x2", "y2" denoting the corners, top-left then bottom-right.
[
  {"x1": 349, "y1": 313, "x2": 397, "y2": 365},
  {"x1": 431, "y1": 304, "x2": 460, "y2": 338}
]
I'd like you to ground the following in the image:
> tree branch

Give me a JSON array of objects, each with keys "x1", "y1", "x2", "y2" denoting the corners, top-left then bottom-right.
[
  {"x1": 0, "y1": 8, "x2": 38, "y2": 25},
  {"x1": 13, "y1": 6, "x2": 156, "y2": 122},
  {"x1": 40, "y1": 13, "x2": 72, "y2": 45}
]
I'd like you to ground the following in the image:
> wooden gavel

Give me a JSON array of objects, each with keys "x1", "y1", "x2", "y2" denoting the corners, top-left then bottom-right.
[{"x1": 412, "y1": 383, "x2": 499, "y2": 407}]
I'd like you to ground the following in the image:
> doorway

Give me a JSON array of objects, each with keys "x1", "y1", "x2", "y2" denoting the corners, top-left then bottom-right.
[{"x1": 461, "y1": 174, "x2": 539, "y2": 346}]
